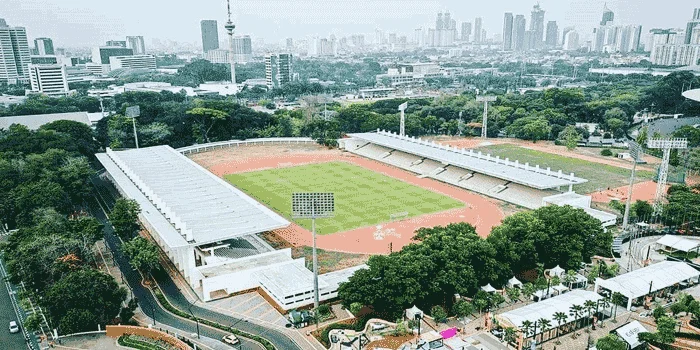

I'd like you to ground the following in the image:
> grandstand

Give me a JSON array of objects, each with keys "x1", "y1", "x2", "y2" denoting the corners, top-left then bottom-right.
[
  {"x1": 341, "y1": 131, "x2": 616, "y2": 224},
  {"x1": 97, "y1": 145, "x2": 365, "y2": 309}
]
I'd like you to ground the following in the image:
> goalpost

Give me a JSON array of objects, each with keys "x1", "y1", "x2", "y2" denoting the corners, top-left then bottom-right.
[{"x1": 389, "y1": 211, "x2": 409, "y2": 222}]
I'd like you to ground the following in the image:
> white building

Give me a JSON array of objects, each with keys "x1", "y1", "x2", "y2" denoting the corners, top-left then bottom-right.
[
  {"x1": 126, "y1": 36, "x2": 146, "y2": 55},
  {"x1": 265, "y1": 53, "x2": 293, "y2": 89},
  {"x1": 109, "y1": 55, "x2": 156, "y2": 71},
  {"x1": 376, "y1": 63, "x2": 442, "y2": 86},
  {"x1": 96, "y1": 145, "x2": 365, "y2": 309},
  {"x1": 28, "y1": 64, "x2": 70, "y2": 96},
  {"x1": 91, "y1": 46, "x2": 134, "y2": 75},
  {"x1": 0, "y1": 18, "x2": 31, "y2": 84}
]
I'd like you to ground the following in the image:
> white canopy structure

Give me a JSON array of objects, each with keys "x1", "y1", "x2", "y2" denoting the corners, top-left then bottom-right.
[
  {"x1": 406, "y1": 305, "x2": 424, "y2": 320},
  {"x1": 507, "y1": 277, "x2": 523, "y2": 289},
  {"x1": 656, "y1": 235, "x2": 700, "y2": 253},
  {"x1": 548, "y1": 265, "x2": 565, "y2": 277},
  {"x1": 496, "y1": 290, "x2": 603, "y2": 334},
  {"x1": 594, "y1": 261, "x2": 700, "y2": 310},
  {"x1": 481, "y1": 284, "x2": 497, "y2": 293},
  {"x1": 682, "y1": 88, "x2": 700, "y2": 102},
  {"x1": 614, "y1": 321, "x2": 648, "y2": 349}
]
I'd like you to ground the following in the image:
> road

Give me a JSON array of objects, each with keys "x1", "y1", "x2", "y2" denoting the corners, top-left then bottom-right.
[
  {"x1": 91, "y1": 175, "x2": 302, "y2": 350},
  {"x1": 0, "y1": 246, "x2": 40, "y2": 350}
]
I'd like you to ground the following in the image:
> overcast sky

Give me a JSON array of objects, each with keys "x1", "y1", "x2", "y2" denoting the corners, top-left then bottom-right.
[{"x1": 2, "y1": 0, "x2": 695, "y2": 47}]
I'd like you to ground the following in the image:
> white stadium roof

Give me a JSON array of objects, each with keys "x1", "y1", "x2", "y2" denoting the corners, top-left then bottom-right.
[
  {"x1": 682, "y1": 88, "x2": 700, "y2": 102},
  {"x1": 97, "y1": 145, "x2": 289, "y2": 246},
  {"x1": 0, "y1": 112, "x2": 92, "y2": 130},
  {"x1": 497, "y1": 290, "x2": 603, "y2": 332},
  {"x1": 349, "y1": 130, "x2": 587, "y2": 189},
  {"x1": 597, "y1": 261, "x2": 700, "y2": 300},
  {"x1": 656, "y1": 235, "x2": 700, "y2": 253}
]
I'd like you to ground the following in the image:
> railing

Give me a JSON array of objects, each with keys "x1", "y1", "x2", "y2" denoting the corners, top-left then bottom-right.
[{"x1": 176, "y1": 138, "x2": 317, "y2": 155}]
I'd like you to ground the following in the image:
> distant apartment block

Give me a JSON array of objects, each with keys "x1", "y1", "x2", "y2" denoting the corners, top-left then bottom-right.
[
  {"x1": 29, "y1": 64, "x2": 70, "y2": 96},
  {"x1": 265, "y1": 53, "x2": 293, "y2": 89},
  {"x1": 0, "y1": 18, "x2": 31, "y2": 84},
  {"x1": 109, "y1": 55, "x2": 156, "y2": 71},
  {"x1": 200, "y1": 20, "x2": 219, "y2": 52},
  {"x1": 33, "y1": 37, "x2": 54, "y2": 55}
]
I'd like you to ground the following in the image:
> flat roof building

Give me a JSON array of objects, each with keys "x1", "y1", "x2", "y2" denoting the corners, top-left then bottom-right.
[
  {"x1": 109, "y1": 55, "x2": 156, "y2": 71},
  {"x1": 28, "y1": 64, "x2": 70, "y2": 96},
  {"x1": 0, "y1": 111, "x2": 90, "y2": 130}
]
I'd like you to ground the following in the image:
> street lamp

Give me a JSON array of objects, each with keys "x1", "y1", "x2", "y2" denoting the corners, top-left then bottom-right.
[{"x1": 187, "y1": 305, "x2": 200, "y2": 339}]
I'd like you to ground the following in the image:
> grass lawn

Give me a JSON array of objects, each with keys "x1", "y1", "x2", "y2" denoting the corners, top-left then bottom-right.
[
  {"x1": 475, "y1": 144, "x2": 654, "y2": 194},
  {"x1": 225, "y1": 161, "x2": 463, "y2": 234}
]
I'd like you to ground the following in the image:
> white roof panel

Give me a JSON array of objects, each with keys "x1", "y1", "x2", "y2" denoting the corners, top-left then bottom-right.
[
  {"x1": 498, "y1": 290, "x2": 603, "y2": 331},
  {"x1": 656, "y1": 235, "x2": 700, "y2": 253},
  {"x1": 597, "y1": 261, "x2": 700, "y2": 300},
  {"x1": 349, "y1": 131, "x2": 587, "y2": 189},
  {"x1": 99, "y1": 145, "x2": 289, "y2": 245},
  {"x1": 0, "y1": 112, "x2": 91, "y2": 130},
  {"x1": 614, "y1": 321, "x2": 648, "y2": 348}
]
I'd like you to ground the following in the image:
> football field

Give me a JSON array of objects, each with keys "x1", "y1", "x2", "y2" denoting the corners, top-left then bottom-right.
[{"x1": 225, "y1": 161, "x2": 463, "y2": 235}]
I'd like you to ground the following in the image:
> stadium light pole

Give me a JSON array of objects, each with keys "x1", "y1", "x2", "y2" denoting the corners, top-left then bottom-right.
[
  {"x1": 622, "y1": 141, "x2": 643, "y2": 232},
  {"x1": 125, "y1": 105, "x2": 141, "y2": 149},
  {"x1": 476, "y1": 95, "x2": 497, "y2": 139},
  {"x1": 398, "y1": 102, "x2": 408, "y2": 136},
  {"x1": 292, "y1": 193, "x2": 335, "y2": 310}
]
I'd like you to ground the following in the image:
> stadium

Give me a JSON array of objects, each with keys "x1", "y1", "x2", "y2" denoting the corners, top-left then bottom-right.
[{"x1": 96, "y1": 132, "x2": 617, "y2": 310}]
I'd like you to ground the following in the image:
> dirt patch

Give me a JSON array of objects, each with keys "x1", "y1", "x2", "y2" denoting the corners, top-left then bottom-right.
[
  {"x1": 190, "y1": 145, "x2": 505, "y2": 255},
  {"x1": 589, "y1": 180, "x2": 664, "y2": 203},
  {"x1": 366, "y1": 335, "x2": 416, "y2": 350}
]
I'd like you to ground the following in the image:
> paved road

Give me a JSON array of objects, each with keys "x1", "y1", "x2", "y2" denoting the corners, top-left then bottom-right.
[
  {"x1": 91, "y1": 176, "x2": 302, "y2": 350},
  {"x1": 0, "y1": 247, "x2": 39, "y2": 350}
]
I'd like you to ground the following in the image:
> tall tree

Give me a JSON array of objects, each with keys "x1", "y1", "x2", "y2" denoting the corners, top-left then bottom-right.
[
  {"x1": 122, "y1": 236, "x2": 161, "y2": 277},
  {"x1": 110, "y1": 199, "x2": 141, "y2": 240}
]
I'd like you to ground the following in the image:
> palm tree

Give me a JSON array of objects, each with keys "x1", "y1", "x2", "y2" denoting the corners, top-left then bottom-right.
[
  {"x1": 521, "y1": 320, "x2": 534, "y2": 342},
  {"x1": 598, "y1": 298, "x2": 611, "y2": 327},
  {"x1": 553, "y1": 312, "x2": 568, "y2": 344},
  {"x1": 563, "y1": 270, "x2": 577, "y2": 289},
  {"x1": 523, "y1": 283, "x2": 536, "y2": 301},
  {"x1": 569, "y1": 304, "x2": 583, "y2": 332},
  {"x1": 504, "y1": 327, "x2": 517, "y2": 345},
  {"x1": 611, "y1": 292, "x2": 626, "y2": 323},
  {"x1": 584, "y1": 300, "x2": 597, "y2": 330},
  {"x1": 537, "y1": 318, "x2": 552, "y2": 343}
]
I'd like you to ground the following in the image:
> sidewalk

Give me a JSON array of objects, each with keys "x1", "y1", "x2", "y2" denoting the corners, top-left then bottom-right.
[{"x1": 132, "y1": 312, "x2": 231, "y2": 350}]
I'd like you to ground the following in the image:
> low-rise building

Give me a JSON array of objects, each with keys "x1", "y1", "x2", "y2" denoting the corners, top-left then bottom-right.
[
  {"x1": 109, "y1": 55, "x2": 156, "y2": 71},
  {"x1": 28, "y1": 64, "x2": 70, "y2": 96}
]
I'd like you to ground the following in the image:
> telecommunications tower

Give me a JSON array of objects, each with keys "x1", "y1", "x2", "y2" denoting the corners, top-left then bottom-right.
[{"x1": 225, "y1": 0, "x2": 237, "y2": 84}]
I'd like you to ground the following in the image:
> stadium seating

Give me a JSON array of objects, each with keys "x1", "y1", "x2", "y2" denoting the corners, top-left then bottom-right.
[
  {"x1": 496, "y1": 184, "x2": 557, "y2": 209},
  {"x1": 384, "y1": 151, "x2": 421, "y2": 168},
  {"x1": 353, "y1": 143, "x2": 392, "y2": 160},
  {"x1": 409, "y1": 159, "x2": 444, "y2": 175}
]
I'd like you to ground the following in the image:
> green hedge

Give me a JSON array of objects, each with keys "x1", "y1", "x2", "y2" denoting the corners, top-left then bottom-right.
[
  {"x1": 152, "y1": 287, "x2": 276, "y2": 350},
  {"x1": 677, "y1": 331, "x2": 700, "y2": 341},
  {"x1": 118, "y1": 335, "x2": 166, "y2": 350}
]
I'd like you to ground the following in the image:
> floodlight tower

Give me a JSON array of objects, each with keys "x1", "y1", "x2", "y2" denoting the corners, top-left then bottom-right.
[
  {"x1": 398, "y1": 102, "x2": 408, "y2": 136},
  {"x1": 647, "y1": 138, "x2": 687, "y2": 216},
  {"x1": 476, "y1": 95, "x2": 497, "y2": 139},
  {"x1": 224, "y1": 0, "x2": 237, "y2": 84}
]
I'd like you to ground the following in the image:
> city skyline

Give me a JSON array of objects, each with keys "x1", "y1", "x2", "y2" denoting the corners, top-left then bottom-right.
[{"x1": 2, "y1": 0, "x2": 695, "y2": 48}]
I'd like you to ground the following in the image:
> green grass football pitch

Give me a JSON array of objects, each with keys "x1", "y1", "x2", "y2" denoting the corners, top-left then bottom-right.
[
  {"x1": 225, "y1": 161, "x2": 464, "y2": 235},
  {"x1": 475, "y1": 144, "x2": 655, "y2": 194}
]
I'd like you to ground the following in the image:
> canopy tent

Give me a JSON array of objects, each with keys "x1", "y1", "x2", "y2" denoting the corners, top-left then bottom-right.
[
  {"x1": 548, "y1": 265, "x2": 565, "y2": 277},
  {"x1": 656, "y1": 235, "x2": 700, "y2": 253},
  {"x1": 507, "y1": 277, "x2": 523, "y2": 289},
  {"x1": 481, "y1": 284, "x2": 497, "y2": 293},
  {"x1": 406, "y1": 305, "x2": 424, "y2": 320},
  {"x1": 552, "y1": 284, "x2": 569, "y2": 293},
  {"x1": 614, "y1": 321, "x2": 648, "y2": 348}
]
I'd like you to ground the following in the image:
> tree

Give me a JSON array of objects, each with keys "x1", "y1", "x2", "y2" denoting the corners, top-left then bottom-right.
[
  {"x1": 605, "y1": 118, "x2": 626, "y2": 139},
  {"x1": 563, "y1": 270, "x2": 577, "y2": 289},
  {"x1": 452, "y1": 300, "x2": 474, "y2": 318},
  {"x1": 110, "y1": 199, "x2": 141, "y2": 240},
  {"x1": 430, "y1": 305, "x2": 447, "y2": 324},
  {"x1": 504, "y1": 327, "x2": 517, "y2": 344},
  {"x1": 584, "y1": 300, "x2": 597, "y2": 329},
  {"x1": 569, "y1": 304, "x2": 583, "y2": 330},
  {"x1": 601, "y1": 149, "x2": 613, "y2": 156},
  {"x1": 506, "y1": 288, "x2": 521, "y2": 303},
  {"x1": 655, "y1": 316, "x2": 677, "y2": 344},
  {"x1": 596, "y1": 334, "x2": 627, "y2": 350},
  {"x1": 122, "y1": 236, "x2": 161, "y2": 276},
  {"x1": 553, "y1": 312, "x2": 568, "y2": 343},
  {"x1": 119, "y1": 298, "x2": 138, "y2": 324},
  {"x1": 43, "y1": 269, "x2": 127, "y2": 333},
  {"x1": 633, "y1": 200, "x2": 654, "y2": 220},
  {"x1": 185, "y1": 107, "x2": 228, "y2": 143},
  {"x1": 537, "y1": 318, "x2": 551, "y2": 342},
  {"x1": 521, "y1": 320, "x2": 534, "y2": 340},
  {"x1": 349, "y1": 302, "x2": 363, "y2": 315},
  {"x1": 652, "y1": 305, "x2": 667, "y2": 321},
  {"x1": 611, "y1": 292, "x2": 625, "y2": 321},
  {"x1": 522, "y1": 283, "x2": 536, "y2": 300},
  {"x1": 560, "y1": 125, "x2": 582, "y2": 150},
  {"x1": 507, "y1": 116, "x2": 552, "y2": 142}
]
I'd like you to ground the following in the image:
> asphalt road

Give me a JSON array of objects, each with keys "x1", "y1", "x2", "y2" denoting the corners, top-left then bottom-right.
[
  {"x1": 0, "y1": 246, "x2": 39, "y2": 350},
  {"x1": 91, "y1": 176, "x2": 302, "y2": 350}
]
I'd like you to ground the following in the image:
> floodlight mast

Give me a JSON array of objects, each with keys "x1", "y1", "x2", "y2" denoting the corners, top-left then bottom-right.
[
  {"x1": 476, "y1": 96, "x2": 497, "y2": 139},
  {"x1": 647, "y1": 138, "x2": 688, "y2": 217},
  {"x1": 398, "y1": 102, "x2": 408, "y2": 136},
  {"x1": 623, "y1": 141, "x2": 644, "y2": 273}
]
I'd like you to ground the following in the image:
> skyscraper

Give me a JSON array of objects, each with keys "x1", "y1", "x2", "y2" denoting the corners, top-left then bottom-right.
[
  {"x1": 529, "y1": 4, "x2": 545, "y2": 49},
  {"x1": 601, "y1": 4, "x2": 615, "y2": 26},
  {"x1": 0, "y1": 19, "x2": 31, "y2": 84},
  {"x1": 474, "y1": 17, "x2": 483, "y2": 43},
  {"x1": 436, "y1": 13, "x2": 444, "y2": 30},
  {"x1": 232, "y1": 35, "x2": 252, "y2": 63},
  {"x1": 545, "y1": 21, "x2": 558, "y2": 48},
  {"x1": 685, "y1": 8, "x2": 700, "y2": 44},
  {"x1": 200, "y1": 20, "x2": 219, "y2": 52},
  {"x1": 513, "y1": 15, "x2": 527, "y2": 51},
  {"x1": 503, "y1": 13, "x2": 514, "y2": 51},
  {"x1": 461, "y1": 22, "x2": 472, "y2": 42},
  {"x1": 33, "y1": 37, "x2": 54, "y2": 55},
  {"x1": 265, "y1": 53, "x2": 293, "y2": 89},
  {"x1": 563, "y1": 30, "x2": 580, "y2": 51},
  {"x1": 126, "y1": 36, "x2": 146, "y2": 55},
  {"x1": 631, "y1": 25, "x2": 643, "y2": 52}
]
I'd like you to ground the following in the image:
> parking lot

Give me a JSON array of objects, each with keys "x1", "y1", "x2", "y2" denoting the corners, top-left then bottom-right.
[{"x1": 207, "y1": 292, "x2": 289, "y2": 328}]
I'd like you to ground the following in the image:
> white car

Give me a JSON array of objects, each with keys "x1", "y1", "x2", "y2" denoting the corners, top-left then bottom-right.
[
  {"x1": 222, "y1": 334, "x2": 240, "y2": 345},
  {"x1": 9, "y1": 321, "x2": 19, "y2": 334}
]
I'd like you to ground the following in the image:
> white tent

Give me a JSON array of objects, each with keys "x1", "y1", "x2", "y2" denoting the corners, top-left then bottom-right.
[
  {"x1": 549, "y1": 265, "x2": 565, "y2": 277},
  {"x1": 614, "y1": 321, "x2": 648, "y2": 348},
  {"x1": 406, "y1": 305, "x2": 424, "y2": 320},
  {"x1": 481, "y1": 284, "x2": 497, "y2": 293},
  {"x1": 656, "y1": 235, "x2": 700, "y2": 253},
  {"x1": 507, "y1": 277, "x2": 523, "y2": 289}
]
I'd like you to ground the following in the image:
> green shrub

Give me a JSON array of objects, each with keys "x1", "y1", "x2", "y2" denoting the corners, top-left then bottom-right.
[
  {"x1": 317, "y1": 304, "x2": 331, "y2": 316},
  {"x1": 600, "y1": 149, "x2": 613, "y2": 156}
]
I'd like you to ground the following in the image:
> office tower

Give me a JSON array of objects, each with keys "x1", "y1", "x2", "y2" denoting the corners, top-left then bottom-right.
[
  {"x1": 461, "y1": 22, "x2": 472, "y2": 42},
  {"x1": 30, "y1": 55, "x2": 58, "y2": 64},
  {"x1": 375, "y1": 29, "x2": 386, "y2": 45},
  {"x1": 232, "y1": 35, "x2": 252, "y2": 63},
  {"x1": 503, "y1": 13, "x2": 514, "y2": 50},
  {"x1": 474, "y1": 17, "x2": 483, "y2": 43},
  {"x1": 513, "y1": 15, "x2": 527, "y2": 51},
  {"x1": 33, "y1": 37, "x2": 54, "y2": 55},
  {"x1": 632, "y1": 25, "x2": 643, "y2": 51},
  {"x1": 563, "y1": 30, "x2": 579, "y2": 51},
  {"x1": 106, "y1": 40, "x2": 127, "y2": 48},
  {"x1": 692, "y1": 26, "x2": 700, "y2": 45},
  {"x1": 91, "y1": 46, "x2": 133, "y2": 75},
  {"x1": 0, "y1": 19, "x2": 31, "y2": 84},
  {"x1": 685, "y1": 8, "x2": 700, "y2": 44},
  {"x1": 286, "y1": 38, "x2": 293, "y2": 50},
  {"x1": 28, "y1": 64, "x2": 69, "y2": 96},
  {"x1": 545, "y1": 21, "x2": 558, "y2": 48},
  {"x1": 601, "y1": 4, "x2": 615, "y2": 26},
  {"x1": 524, "y1": 31, "x2": 533, "y2": 50},
  {"x1": 436, "y1": 13, "x2": 444, "y2": 30},
  {"x1": 109, "y1": 55, "x2": 156, "y2": 70},
  {"x1": 126, "y1": 36, "x2": 146, "y2": 55},
  {"x1": 444, "y1": 12, "x2": 451, "y2": 30},
  {"x1": 200, "y1": 20, "x2": 219, "y2": 52},
  {"x1": 529, "y1": 4, "x2": 545, "y2": 49},
  {"x1": 265, "y1": 53, "x2": 292, "y2": 89}
]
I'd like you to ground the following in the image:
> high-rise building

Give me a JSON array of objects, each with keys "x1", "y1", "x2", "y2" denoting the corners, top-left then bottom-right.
[
  {"x1": 0, "y1": 19, "x2": 31, "y2": 84},
  {"x1": 286, "y1": 38, "x2": 294, "y2": 50},
  {"x1": 461, "y1": 22, "x2": 472, "y2": 42},
  {"x1": 91, "y1": 46, "x2": 133, "y2": 75},
  {"x1": 513, "y1": 15, "x2": 527, "y2": 51},
  {"x1": 503, "y1": 13, "x2": 514, "y2": 51},
  {"x1": 106, "y1": 40, "x2": 127, "y2": 48},
  {"x1": 685, "y1": 8, "x2": 700, "y2": 44},
  {"x1": 529, "y1": 4, "x2": 545, "y2": 49},
  {"x1": 545, "y1": 21, "x2": 559, "y2": 48},
  {"x1": 33, "y1": 37, "x2": 54, "y2": 55},
  {"x1": 265, "y1": 53, "x2": 292, "y2": 89},
  {"x1": 601, "y1": 4, "x2": 615, "y2": 26},
  {"x1": 649, "y1": 28, "x2": 700, "y2": 66},
  {"x1": 126, "y1": 36, "x2": 146, "y2": 55},
  {"x1": 474, "y1": 17, "x2": 483, "y2": 43},
  {"x1": 563, "y1": 30, "x2": 580, "y2": 51},
  {"x1": 200, "y1": 20, "x2": 219, "y2": 52},
  {"x1": 436, "y1": 13, "x2": 444, "y2": 30},
  {"x1": 631, "y1": 25, "x2": 643, "y2": 51},
  {"x1": 28, "y1": 64, "x2": 69, "y2": 96},
  {"x1": 232, "y1": 35, "x2": 252, "y2": 63},
  {"x1": 561, "y1": 27, "x2": 574, "y2": 46}
]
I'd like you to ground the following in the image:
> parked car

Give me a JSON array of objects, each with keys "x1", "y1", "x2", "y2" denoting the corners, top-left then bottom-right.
[
  {"x1": 222, "y1": 334, "x2": 240, "y2": 345},
  {"x1": 9, "y1": 321, "x2": 19, "y2": 334},
  {"x1": 491, "y1": 328, "x2": 503, "y2": 338}
]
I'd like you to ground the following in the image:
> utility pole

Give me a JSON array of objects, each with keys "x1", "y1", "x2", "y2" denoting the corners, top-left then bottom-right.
[{"x1": 476, "y1": 95, "x2": 497, "y2": 139}]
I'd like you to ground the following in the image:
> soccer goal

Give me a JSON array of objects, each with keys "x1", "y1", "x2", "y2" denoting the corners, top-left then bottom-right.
[{"x1": 389, "y1": 211, "x2": 409, "y2": 222}]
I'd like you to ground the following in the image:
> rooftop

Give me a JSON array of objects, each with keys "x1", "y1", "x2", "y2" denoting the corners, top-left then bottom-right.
[
  {"x1": 349, "y1": 130, "x2": 588, "y2": 189},
  {"x1": 0, "y1": 112, "x2": 91, "y2": 130},
  {"x1": 596, "y1": 261, "x2": 700, "y2": 300},
  {"x1": 497, "y1": 290, "x2": 603, "y2": 331},
  {"x1": 656, "y1": 235, "x2": 700, "y2": 252},
  {"x1": 100, "y1": 145, "x2": 289, "y2": 246}
]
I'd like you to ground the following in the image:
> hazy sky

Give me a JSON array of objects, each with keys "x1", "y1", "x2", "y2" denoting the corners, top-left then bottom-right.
[{"x1": 2, "y1": 0, "x2": 695, "y2": 48}]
